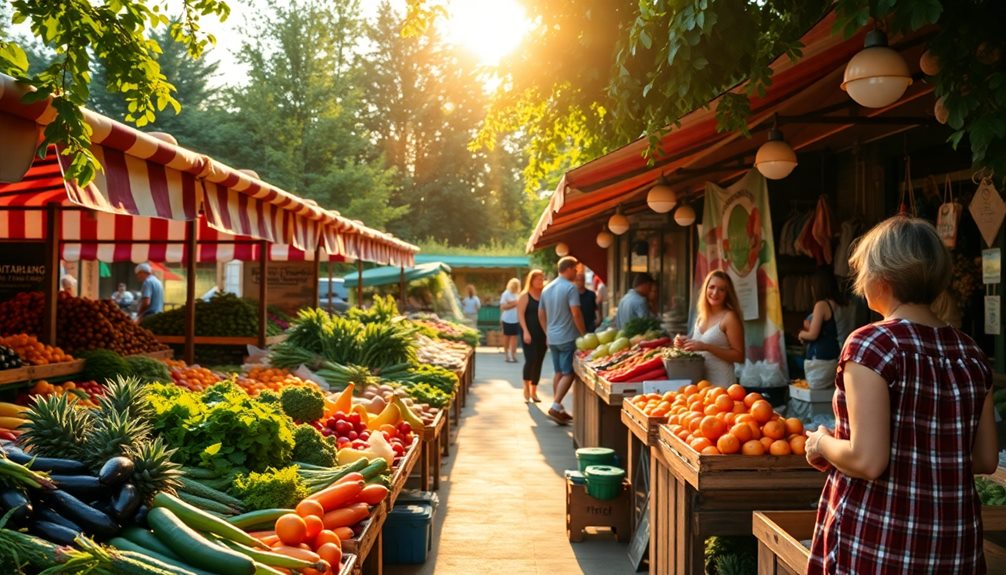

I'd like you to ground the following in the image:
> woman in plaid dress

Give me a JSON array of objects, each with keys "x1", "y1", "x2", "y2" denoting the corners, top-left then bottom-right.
[{"x1": 805, "y1": 217, "x2": 999, "y2": 574}]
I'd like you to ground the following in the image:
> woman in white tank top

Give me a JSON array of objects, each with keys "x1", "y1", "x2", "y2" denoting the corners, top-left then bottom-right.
[{"x1": 674, "y1": 271, "x2": 746, "y2": 386}]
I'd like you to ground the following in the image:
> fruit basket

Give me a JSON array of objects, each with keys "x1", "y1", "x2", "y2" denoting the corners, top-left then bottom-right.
[{"x1": 620, "y1": 397, "x2": 667, "y2": 446}]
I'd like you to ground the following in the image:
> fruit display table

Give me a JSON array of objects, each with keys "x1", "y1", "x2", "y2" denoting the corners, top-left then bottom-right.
[
  {"x1": 650, "y1": 424, "x2": 825, "y2": 575},
  {"x1": 0, "y1": 359, "x2": 85, "y2": 387},
  {"x1": 572, "y1": 357, "x2": 633, "y2": 466},
  {"x1": 621, "y1": 400, "x2": 667, "y2": 547},
  {"x1": 419, "y1": 409, "x2": 447, "y2": 491},
  {"x1": 344, "y1": 503, "x2": 388, "y2": 575}
]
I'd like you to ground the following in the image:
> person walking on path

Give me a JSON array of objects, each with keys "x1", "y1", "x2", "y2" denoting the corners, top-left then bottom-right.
[
  {"x1": 461, "y1": 285, "x2": 481, "y2": 327},
  {"x1": 575, "y1": 271, "x2": 600, "y2": 333},
  {"x1": 538, "y1": 256, "x2": 585, "y2": 424},
  {"x1": 517, "y1": 269, "x2": 546, "y2": 403},
  {"x1": 804, "y1": 217, "x2": 998, "y2": 574},
  {"x1": 134, "y1": 263, "x2": 164, "y2": 319},
  {"x1": 615, "y1": 273, "x2": 655, "y2": 328},
  {"x1": 499, "y1": 278, "x2": 521, "y2": 362},
  {"x1": 674, "y1": 270, "x2": 745, "y2": 386}
]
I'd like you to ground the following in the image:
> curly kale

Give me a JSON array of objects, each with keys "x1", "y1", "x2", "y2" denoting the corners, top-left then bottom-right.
[
  {"x1": 279, "y1": 386, "x2": 325, "y2": 423},
  {"x1": 291, "y1": 424, "x2": 337, "y2": 467}
]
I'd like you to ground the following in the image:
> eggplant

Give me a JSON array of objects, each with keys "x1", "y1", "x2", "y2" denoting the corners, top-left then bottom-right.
[
  {"x1": 0, "y1": 488, "x2": 32, "y2": 524},
  {"x1": 2, "y1": 446, "x2": 88, "y2": 475},
  {"x1": 111, "y1": 484, "x2": 141, "y2": 523},
  {"x1": 50, "y1": 475, "x2": 104, "y2": 500},
  {"x1": 98, "y1": 456, "x2": 134, "y2": 486},
  {"x1": 42, "y1": 489, "x2": 119, "y2": 539},
  {"x1": 33, "y1": 507, "x2": 83, "y2": 532},
  {"x1": 132, "y1": 505, "x2": 149, "y2": 528},
  {"x1": 27, "y1": 519, "x2": 81, "y2": 546}
]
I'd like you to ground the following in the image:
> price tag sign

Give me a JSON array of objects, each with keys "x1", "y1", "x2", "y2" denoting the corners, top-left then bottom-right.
[
  {"x1": 983, "y1": 249, "x2": 1001, "y2": 284},
  {"x1": 970, "y1": 179, "x2": 1006, "y2": 247},
  {"x1": 642, "y1": 380, "x2": 691, "y2": 394},
  {"x1": 986, "y1": 295, "x2": 1001, "y2": 335}
]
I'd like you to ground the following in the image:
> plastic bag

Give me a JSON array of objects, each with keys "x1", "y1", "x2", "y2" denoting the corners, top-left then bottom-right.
[
  {"x1": 245, "y1": 345, "x2": 270, "y2": 365},
  {"x1": 293, "y1": 365, "x2": 330, "y2": 391},
  {"x1": 804, "y1": 359, "x2": 838, "y2": 390}
]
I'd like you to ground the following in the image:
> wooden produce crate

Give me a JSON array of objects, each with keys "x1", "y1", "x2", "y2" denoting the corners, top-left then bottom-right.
[
  {"x1": 571, "y1": 358, "x2": 629, "y2": 466},
  {"x1": 133, "y1": 349, "x2": 173, "y2": 360},
  {"x1": 388, "y1": 440, "x2": 420, "y2": 507},
  {"x1": 339, "y1": 554, "x2": 358, "y2": 575},
  {"x1": 344, "y1": 504, "x2": 387, "y2": 575},
  {"x1": 419, "y1": 409, "x2": 446, "y2": 491},
  {"x1": 0, "y1": 359, "x2": 85, "y2": 387},
  {"x1": 621, "y1": 398, "x2": 667, "y2": 544},
  {"x1": 566, "y1": 477, "x2": 632, "y2": 543},
  {"x1": 621, "y1": 399, "x2": 667, "y2": 446},
  {"x1": 649, "y1": 425, "x2": 825, "y2": 575}
]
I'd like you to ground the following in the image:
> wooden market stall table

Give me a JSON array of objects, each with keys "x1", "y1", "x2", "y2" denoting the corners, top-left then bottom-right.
[
  {"x1": 620, "y1": 400, "x2": 665, "y2": 552},
  {"x1": 0, "y1": 349, "x2": 173, "y2": 390},
  {"x1": 649, "y1": 424, "x2": 826, "y2": 575},
  {"x1": 418, "y1": 409, "x2": 447, "y2": 491},
  {"x1": 573, "y1": 357, "x2": 646, "y2": 467}
]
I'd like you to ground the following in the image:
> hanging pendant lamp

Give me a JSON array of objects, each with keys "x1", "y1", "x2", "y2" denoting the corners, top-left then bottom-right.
[
  {"x1": 755, "y1": 128, "x2": 798, "y2": 180},
  {"x1": 608, "y1": 206, "x2": 630, "y2": 235},
  {"x1": 555, "y1": 242, "x2": 569, "y2": 257},
  {"x1": 596, "y1": 229, "x2": 614, "y2": 248},
  {"x1": 842, "y1": 29, "x2": 912, "y2": 108},
  {"x1": 674, "y1": 203, "x2": 695, "y2": 227},
  {"x1": 646, "y1": 178, "x2": 677, "y2": 213}
]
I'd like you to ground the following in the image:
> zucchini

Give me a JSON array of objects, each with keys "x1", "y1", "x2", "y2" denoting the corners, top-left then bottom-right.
[
  {"x1": 121, "y1": 526, "x2": 182, "y2": 560},
  {"x1": 99, "y1": 456, "x2": 135, "y2": 486},
  {"x1": 27, "y1": 519, "x2": 80, "y2": 545},
  {"x1": 152, "y1": 492, "x2": 263, "y2": 549},
  {"x1": 215, "y1": 537, "x2": 328, "y2": 571},
  {"x1": 112, "y1": 483, "x2": 142, "y2": 523},
  {"x1": 179, "y1": 477, "x2": 245, "y2": 510},
  {"x1": 360, "y1": 458, "x2": 388, "y2": 480},
  {"x1": 226, "y1": 509, "x2": 293, "y2": 531},
  {"x1": 177, "y1": 491, "x2": 241, "y2": 516},
  {"x1": 43, "y1": 488, "x2": 120, "y2": 539},
  {"x1": 108, "y1": 540, "x2": 219, "y2": 575},
  {"x1": 180, "y1": 466, "x2": 219, "y2": 480},
  {"x1": 147, "y1": 507, "x2": 255, "y2": 575},
  {"x1": 50, "y1": 474, "x2": 104, "y2": 499}
]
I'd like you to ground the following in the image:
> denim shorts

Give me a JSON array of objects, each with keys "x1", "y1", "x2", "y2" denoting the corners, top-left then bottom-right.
[{"x1": 549, "y1": 340, "x2": 576, "y2": 375}]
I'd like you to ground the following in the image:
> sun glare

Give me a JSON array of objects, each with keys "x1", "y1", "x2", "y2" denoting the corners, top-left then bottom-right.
[{"x1": 442, "y1": 0, "x2": 531, "y2": 66}]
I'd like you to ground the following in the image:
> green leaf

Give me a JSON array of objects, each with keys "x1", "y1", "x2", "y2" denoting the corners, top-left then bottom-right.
[{"x1": 0, "y1": 42, "x2": 30, "y2": 75}]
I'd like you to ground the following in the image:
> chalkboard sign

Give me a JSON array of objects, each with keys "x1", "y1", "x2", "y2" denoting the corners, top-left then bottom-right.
[
  {"x1": 628, "y1": 500, "x2": 649, "y2": 571},
  {"x1": 243, "y1": 261, "x2": 316, "y2": 315},
  {"x1": 0, "y1": 243, "x2": 47, "y2": 302}
]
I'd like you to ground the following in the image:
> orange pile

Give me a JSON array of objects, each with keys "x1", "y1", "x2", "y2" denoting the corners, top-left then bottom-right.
[
  {"x1": 164, "y1": 359, "x2": 223, "y2": 392},
  {"x1": 238, "y1": 367, "x2": 317, "y2": 396},
  {"x1": 0, "y1": 334, "x2": 73, "y2": 365},
  {"x1": 27, "y1": 380, "x2": 101, "y2": 408},
  {"x1": 638, "y1": 381, "x2": 806, "y2": 456}
]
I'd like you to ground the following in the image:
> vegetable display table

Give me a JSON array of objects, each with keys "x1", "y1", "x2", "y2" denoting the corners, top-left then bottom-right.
[
  {"x1": 0, "y1": 359, "x2": 85, "y2": 387},
  {"x1": 389, "y1": 440, "x2": 421, "y2": 506},
  {"x1": 153, "y1": 334, "x2": 287, "y2": 346},
  {"x1": 650, "y1": 424, "x2": 825, "y2": 575},
  {"x1": 345, "y1": 502, "x2": 388, "y2": 575},
  {"x1": 419, "y1": 409, "x2": 446, "y2": 491},
  {"x1": 572, "y1": 358, "x2": 632, "y2": 466},
  {"x1": 339, "y1": 553, "x2": 358, "y2": 575}
]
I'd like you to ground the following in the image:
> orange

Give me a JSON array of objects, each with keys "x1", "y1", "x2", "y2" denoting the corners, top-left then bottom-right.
[
  {"x1": 668, "y1": 415, "x2": 681, "y2": 426},
  {"x1": 736, "y1": 414, "x2": 754, "y2": 424},
  {"x1": 784, "y1": 417, "x2": 805, "y2": 436},
  {"x1": 295, "y1": 500, "x2": 325, "y2": 518},
  {"x1": 697, "y1": 380, "x2": 711, "y2": 390},
  {"x1": 706, "y1": 387, "x2": 726, "y2": 399},
  {"x1": 727, "y1": 384, "x2": 746, "y2": 401},
  {"x1": 760, "y1": 436, "x2": 775, "y2": 450},
  {"x1": 741, "y1": 440, "x2": 766, "y2": 456},
  {"x1": 683, "y1": 384, "x2": 698, "y2": 396},
  {"x1": 651, "y1": 408, "x2": 668, "y2": 418},
  {"x1": 689, "y1": 437, "x2": 712, "y2": 452},
  {"x1": 762, "y1": 420, "x2": 786, "y2": 441},
  {"x1": 701, "y1": 445, "x2": 721, "y2": 455},
  {"x1": 769, "y1": 439, "x2": 793, "y2": 456},
  {"x1": 743, "y1": 392, "x2": 764, "y2": 408},
  {"x1": 724, "y1": 412, "x2": 737, "y2": 426},
  {"x1": 713, "y1": 394, "x2": 734, "y2": 413},
  {"x1": 750, "y1": 400, "x2": 774, "y2": 424},
  {"x1": 746, "y1": 421, "x2": 762, "y2": 440},
  {"x1": 703, "y1": 404, "x2": 720, "y2": 416},
  {"x1": 729, "y1": 423, "x2": 753, "y2": 443},
  {"x1": 789, "y1": 435, "x2": 807, "y2": 456},
  {"x1": 675, "y1": 427, "x2": 690, "y2": 440},
  {"x1": 275, "y1": 513, "x2": 308, "y2": 546},
  {"x1": 687, "y1": 415, "x2": 703, "y2": 433},
  {"x1": 716, "y1": 433, "x2": 741, "y2": 454},
  {"x1": 699, "y1": 416, "x2": 727, "y2": 441}
]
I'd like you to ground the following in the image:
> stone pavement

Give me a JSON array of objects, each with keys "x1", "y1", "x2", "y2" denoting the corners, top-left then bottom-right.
[{"x1": 386, "y1": 348, "x2": 635, "y2": 575}]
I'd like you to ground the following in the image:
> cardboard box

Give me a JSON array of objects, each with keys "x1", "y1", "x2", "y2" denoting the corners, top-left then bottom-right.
[
  {"x1": 789, "y1": 384, "x2": 833, "y2": 403},
  {"x1": 565, "y1": 477, "x2": 631, "y2": 542}
]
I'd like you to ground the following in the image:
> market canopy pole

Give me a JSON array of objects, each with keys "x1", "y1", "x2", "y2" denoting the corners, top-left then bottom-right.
[
  {"x1": 184, "y1": 219, "x2": 197, "y2": 364},
  {"x1": 356, "y1": 242, "x2": 363, "y2": 305},
  {"x1": 399, "y1": 265, "x2": 406, "y2": 311},
  {"x1": 41, "y1": 203, "x2": 60, "y2": 346},
  {"x1": 257, "y1": 239, "x2": 268, "y2": 348},
  {"x1": 311, "y1": 239, "x2": 321, "y2": 309}
]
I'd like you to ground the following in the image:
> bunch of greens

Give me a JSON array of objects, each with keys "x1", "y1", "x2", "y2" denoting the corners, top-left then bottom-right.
[
  {"x1": 620, "y1": 316, "x2": 663, "y2": 339},
  {"x1": 399, "y1": 364, "x2": 458, "y2": 395},
  {"x1": 404, "y1": 382, "x2": 450, "y2": 408},
  {"x1": 231, "y1": 465, "x2": 308, "y2": 511},
  {"x1": 347, "y1": 294, "x2": 399, "y2": 324},
  {"x1": 977, "y1": 477, "x2": 1006, "y2": 506},
  {"x1": 125, "y1": 355, "x2": 171, "y2": 383}
]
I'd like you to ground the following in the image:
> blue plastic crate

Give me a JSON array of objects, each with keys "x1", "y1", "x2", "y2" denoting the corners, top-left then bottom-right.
[{"x1": 383, "y1": 503, "x2": 433, "y2": 564}]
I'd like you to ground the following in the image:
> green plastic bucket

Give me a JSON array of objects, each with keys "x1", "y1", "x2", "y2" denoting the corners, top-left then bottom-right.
[
  {"x1": 575, "y1": 447, "x2": 615, "y2": 473},
  {"x1": 584, "y1": 465, "x2": 626, "y2": 500}
]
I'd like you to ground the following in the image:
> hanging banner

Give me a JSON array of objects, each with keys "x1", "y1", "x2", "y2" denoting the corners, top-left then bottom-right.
[
  {"x1": 985, "y1": 295, "x2": 1001, "y2": 335},
  {"x1": 695, "y1": 170, "x2": 786, "y2": 369}
]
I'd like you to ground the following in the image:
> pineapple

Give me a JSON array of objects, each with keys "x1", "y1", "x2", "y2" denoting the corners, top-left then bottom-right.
[
  {"x1": 81, "y1": 407, "x2": 152, "y2": 470},
  {"x1": 98, "y1": 375, "x2": 153, "y2": 421},
  {"x1": 128, "y1": 436, "x2": 182, "y2": 503},
  {"x1": 19, "y1": 394, "x2": 93, "y2": 461}
]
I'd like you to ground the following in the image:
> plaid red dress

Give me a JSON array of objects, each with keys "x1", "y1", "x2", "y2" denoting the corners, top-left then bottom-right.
[{"x1": 808, "y1": 319, "x2": 992, "y2": 575}]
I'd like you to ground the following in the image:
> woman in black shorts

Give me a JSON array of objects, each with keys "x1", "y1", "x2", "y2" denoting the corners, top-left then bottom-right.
[{"x1": 516, "y1": 269, "x2": 546, "y2": 403}]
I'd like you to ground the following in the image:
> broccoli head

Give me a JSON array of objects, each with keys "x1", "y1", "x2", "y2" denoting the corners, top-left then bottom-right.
[
  {"x1": 279, "y1": 385, "x2": 325, "y2": 423},
  {"x1": 231, "y1": 465, "x2": 307, "y2": 510},
  {"x1": 291, "y1": 424, "x2": 337, "y2": 467},
  {"x1": 257, "y1": 389, "x2": 281, "y2": 406}
]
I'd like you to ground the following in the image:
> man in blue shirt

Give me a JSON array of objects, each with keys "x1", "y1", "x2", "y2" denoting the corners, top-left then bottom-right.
[
  {"x1": 615, "y1": 273, "x2": 655, "y2": 329},
  {"x1": 538, "y1": 256, "x2": 585, "y2": 424},
  {"x1": 135, "y1": 263, "x2": 164, "y2": 319}
]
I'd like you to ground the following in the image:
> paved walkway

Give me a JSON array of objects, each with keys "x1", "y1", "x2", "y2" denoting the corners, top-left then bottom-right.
[{"x1": 387, "y1": 349, "x2": 635, "y2": 575}]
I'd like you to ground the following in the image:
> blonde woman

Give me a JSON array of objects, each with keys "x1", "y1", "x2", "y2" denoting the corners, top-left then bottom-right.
[
  {"x1": 499, "y1": 278, "x2": 521, "y2": 362},
  {"x1": 516, "y1": 269, "x2": 546, "y2": 402},
  {"x1": 674, "y1": 270, "x2": 745, "y2": 386},
  {"x1": 805, "y1": 217, "x2": 997, "y2": 574}
]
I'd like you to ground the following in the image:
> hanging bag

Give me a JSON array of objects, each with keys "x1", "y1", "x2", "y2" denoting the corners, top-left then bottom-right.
[{"x1": 936, "y1": 175, "x2": 962, "y2": 248}]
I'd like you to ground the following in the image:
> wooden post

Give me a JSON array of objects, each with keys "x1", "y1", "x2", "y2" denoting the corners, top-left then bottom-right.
[
  {"x1": 399, "y1": 265, "x2": 406, "y2": 311},
  {"x1": 356, "y1": 258, "x2": 363, "y2": 306},
  {"x1": 41, "y1": 204, "x2": 60, "y2": 346},
  {"x1": 258, "y1": 240, "x2": 268, "y2": 348},
  {"x1": 311, "y1": 242, "x2": 321, "y2": 309},
  {"x1": 326, "y1": 262, "x2": 333, "y2": 313},
  {"x1": 184, "y1": 219, "x2": 197, "y2": 364}
]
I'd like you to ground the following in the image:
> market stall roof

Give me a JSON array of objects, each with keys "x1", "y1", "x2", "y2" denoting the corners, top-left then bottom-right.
[
  {"x1": 343, "y1": 262, "x2": 451, "y2": 288},
  {"x1": 526, "y1": 12, "x2": 936, "y2": 254},
  {"x1": 413, "y1": 254, "x2": 529, "y2": 269}
]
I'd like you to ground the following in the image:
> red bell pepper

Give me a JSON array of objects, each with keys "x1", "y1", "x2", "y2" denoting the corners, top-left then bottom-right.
[
  {"x1": 607, "y1": 356, "x2": 665, "y2": 382},
  {"x1": 620, "y1": 365, "x2": 668, "y2": 382},
  {"x1": 638, "y1": 337, "x2": 671, "y2": 349}
]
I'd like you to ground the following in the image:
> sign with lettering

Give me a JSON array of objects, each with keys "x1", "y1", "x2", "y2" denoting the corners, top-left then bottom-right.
[
  {"x1": 0, "y1": 243, "x2": 47, "y2": 302},
  {"x1": 243, "y1": 261, "x2": 316, "y2": 315},
  {"x1": 970, "y1": 179, "x2": 1006, "y2": 247},
  {"x1": 986, "y1": 295, "x2": 1001, "y2": 335}
]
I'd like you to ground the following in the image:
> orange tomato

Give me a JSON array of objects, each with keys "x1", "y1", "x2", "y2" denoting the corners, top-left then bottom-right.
[
  {"x1": 716, "y1": 434, "x2": 741, "y2": 454},
  {"x1": 741, "y1": 440, "x2": 766, "y2": 456},
  {"x1": 698, "y1": 416, "x2": 727, "y2": 441},
  {"x1": 303, "y1": 515, "x2": 324, "y2": 540},
  {"x1": 762, "y1": 420, "x2": 786, "y2": 441},
  {"x1": 743, "y1": 392, "x2": 764, "y2": 408},
  {"x1": 689, "y1": 437, "x2": 712, "y2": 452},
  {"x1": 729, "y1": 423, "x2": 753, "y2": 443},
  {"x1": 726, "y1": 384, "x2": 746, "y2": 401},
  {"x1": 296, "y1": 499, "x2": 326, "y2": 518},
  {"x1": 784, "y1": 417, "x2": 805, "y2": 436},
  {"x1": 275, "y1": 513, "x2": 308, "y2": 546},
  {"x1": 789, "y1": 435, "x2": 807, "y2": 456},
  {"x1": 749, "y1": 400, "x2": 774, "y2": 424},
  {"x1": 769, "y1": 439, "x2": 792, "y2": 456},
  {"x1": 713, "y1": 394, "x2": 733, "y2": 413}
]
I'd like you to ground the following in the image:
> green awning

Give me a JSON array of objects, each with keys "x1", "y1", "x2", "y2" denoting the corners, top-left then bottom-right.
[
  {"x1": 344, "y1": 262, "x2": 452, "y2": 288},
  {"x1": 413, "y1": 254, "x2": 529, "y2": 269}
]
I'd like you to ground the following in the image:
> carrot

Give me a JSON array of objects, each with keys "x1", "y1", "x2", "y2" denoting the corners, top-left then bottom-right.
[
  {"x1": 268, "y1": 545, "x2": 326, "y2": 565},
  {"x1": 307, "y1": 480, "x2": 365, "y2": 512},
  {"x1": 260, "y1": 535, "x2": 280, "y2": 546},
  {"x1": 333, "y1": 527, "x2": 354, "y2": 541},
  {"x1": 352, "y1": 484, "x2": 389, "y2": 506},
  {"x1": 249, "y1": 530, "x2": 277, "y2": 540},
  {"x1": 334, "y1": 472, "x2": 365, "y2": 484},
  {"x1": 322, "y1": 503, "x2": 370, "y2": 530}
]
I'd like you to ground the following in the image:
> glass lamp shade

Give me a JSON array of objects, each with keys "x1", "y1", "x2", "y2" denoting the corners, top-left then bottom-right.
[
  {"x1": 755, "y1": 133, "x2": 798, "y2": 180},
  {"x1": 596, "y1": 230, "x2": 614, "y2": 248},
  {"x1": 608, "y1": 213, "x2": 630, "y2": 235},
  {"x1": 555, "y1": 242, "x2": 569, "y2": 256},
  {"x1": 646, "y1": 184, "x2": 677, "y2": 213},
  {"x1": 674, "y1": 204, "x2": 696, "y2": 227},
  {"x1": 842, "y1": 30, "x2": 912, "y2": 109}
]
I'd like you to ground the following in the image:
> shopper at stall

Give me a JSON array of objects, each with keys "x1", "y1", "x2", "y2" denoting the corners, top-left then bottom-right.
[
  {"x1": 798, "y1": 270, "x2": 845, "y2": 389},
  {"x1": 134, "y1": 263, "x2": 164, "y2": 319},
  {"x1": 59, "y1": 274, "x2": 77, "y2": 296},
  {"x1": 674, "y1": 270, "x2": 745, "y2": 386},
  {"x1": 538, "y1": 256, "x2": 586, "y2": 423},
  {"x1": 461, "y1": 285, "x2": 481, "y2": 326},
  {"x1": 499, "y1": 278, "x2": 521, "y2": 363},
  {"x1": 805, "y1": 217, "x2": 998, "y2": 575},
  {"x1": 517, "y1": 269, "x2": 546, "y2": 403},
  {"x1": 574, "y1": 271, "x2": 600, "y2": 333},
  {"x1": 615, "y1": 272, "x2": 655, "y2": 328},
  {"x1": 594, "y1": 276, "x2": 608, "y2": 319},
  {"x1": 111, "y1": 282, "x2": 134, "y2": 311}
]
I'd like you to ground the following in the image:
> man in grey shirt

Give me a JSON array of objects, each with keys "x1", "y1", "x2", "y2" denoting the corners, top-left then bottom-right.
[
  {"x1": 538, "y1": 256, "x2": 586, "y2": 424},
  {"x1": 615, "y1": 272, "x2": 655, "y2": 329},
  {"x1": 135, "y1": 263, "x2": 164, "y2": 319}
]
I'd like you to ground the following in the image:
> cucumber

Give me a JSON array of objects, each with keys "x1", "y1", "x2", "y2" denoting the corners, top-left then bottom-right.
[
  {"x1": 226, "y1": 508, "x2": 293, "y2": 531},
  {"x1": 179, "y1": 477, "x2": 245, "y2": 510},
  {"x1": 360, "y1": 458, "x2": 388, "y2": 480},
  {"x1": 108, "y1": 540, "x2": 219, "y2": 575},
  {"x1": 152, "y1": 492, "x2": 263, "y2": 549},
  {"x1": 216, "y1": 537, "x2": 328, "y2": 571},
  {"x1": 146, "y1": 507, "x2": 255, "y2": 575},
  {"x1": 177, "y1": 491, "x2": 241, "y2": 516},
  {"x1": 122, "y1": 526, "x2": 183, "y2": 560},
  {"x1": 181, "y1": 467, "x2": 219, "y2": 480}
]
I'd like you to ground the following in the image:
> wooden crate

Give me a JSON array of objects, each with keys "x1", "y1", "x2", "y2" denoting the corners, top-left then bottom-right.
[
  {"x1": 343, "y1": 504, "x2": 387, "y2": 561},
  {"x1": 339, "y1": 554, "x2": 358, "y2": 575},
  {"x1": 133, "y1": 349, "x2": 173, "y2": 360},
  {"x1": 565, "y1": 477, "x2": 632, "y2": 543},
  {"x1": 0, "y1": 359, "x2": 85, "y2": 387},
  {"x1": 153, "y1": 334, "x2": 286, "y2": 346},
  {"x1": 419, "y1": 409, "x2": 446, "y2": 491},
  {"x1": 571, "y1": 359, "x2": 630, "y2": 465},
  {"x1": 388, "y1": 440, "x2": 420, "y2": 507},
  {"x1": 621, "y1": 399, "x2": 667, "y2": 446}
]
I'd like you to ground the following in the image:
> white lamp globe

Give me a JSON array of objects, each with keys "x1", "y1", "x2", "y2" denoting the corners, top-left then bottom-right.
[
  {"x1": 596, "y1": 230, "x2": 614, "y2": 248},
  {"x1": 674, "y1": 204, "x2": 696, "y2": 227},
  {"x1": 608, "y1": 213, "x2": 630, "y2": 235},
  {"x1": 646, "y1": 183, "x2": 677, "y2": 213},
  {"x1": 754, "y1": 129, "x2": 798, "y2": 180},
  {"x1": 842, "y1": 30, "x2": 912, "y2": 108},
  {"x1": 555, "y1": 242, "x2": 569, "y2": 257}
]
